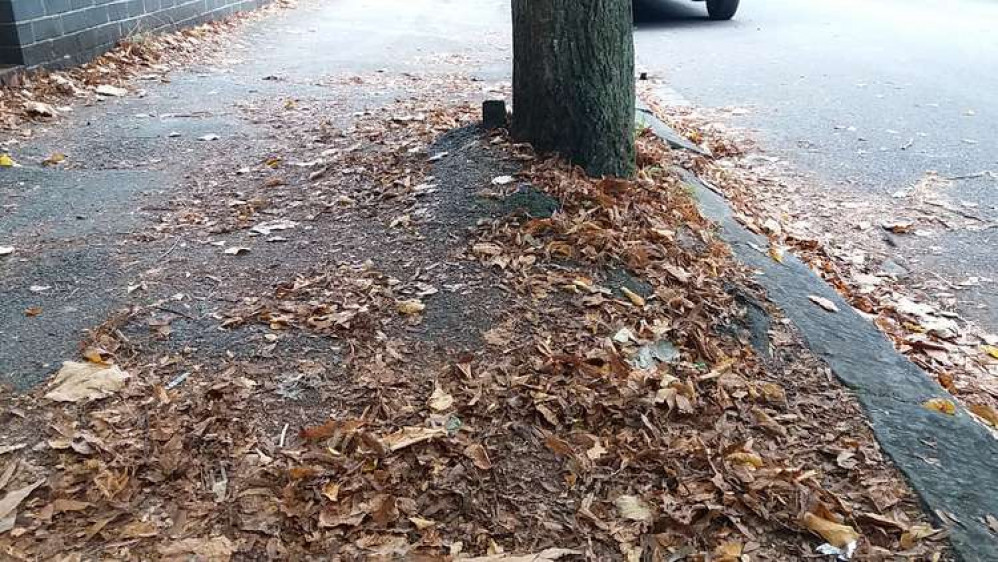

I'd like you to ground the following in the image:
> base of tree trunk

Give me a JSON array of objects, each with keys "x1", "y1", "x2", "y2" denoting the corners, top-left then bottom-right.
[{"x1": 511, "y1": 0, "x2": 636, "y2": 178}]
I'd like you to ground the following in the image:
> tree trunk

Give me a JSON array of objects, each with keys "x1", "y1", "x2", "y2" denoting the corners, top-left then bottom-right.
[{"x1": 511, "y1": 0, "x2": 636, "y2": 178}]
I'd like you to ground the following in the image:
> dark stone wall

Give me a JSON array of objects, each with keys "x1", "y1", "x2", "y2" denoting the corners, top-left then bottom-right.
[{"x1": 0, "y1": 0, "x2": 270, "y2": 68}]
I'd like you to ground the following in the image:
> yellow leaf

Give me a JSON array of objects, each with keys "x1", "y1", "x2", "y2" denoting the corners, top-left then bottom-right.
[
  {"x1": 41, "y1": 152, "x2": 66, "y2": 166},
  {"x1": 397, "y1": 299, "x2": 425, "y2": 315},
  {"x1": 409, "y1": 516, "x2": 436, "y2": 530},
  {"x1": 768, "y1": 243, "x2": 785, "y2": 263},
  {"x1": 621, "y1": 287, "x2": 645, "y2": 307},
  {"x1": 900, "y1": 523, "x2": 937, "y2": 549},
  {"x1": 923, "y1": 398, "x2": 956, "y2": 416},
  {"x1": 726, "y1": 451, "x2": 764, "y2": 469},
  {"x1": 714, "y1": 541, "x2": 743, "y2": 562},
  {"x1": 802, "y1": 512, "x2": 861, "y2": 548},
  {"x1": 983, "y1": 345, "x2": 998, "y2": 360},
  {"x1": 0, "y1": 154, "x2": 16, "y2": 167},
  {"x1": 968, "y1": 403, "x2": 998, "y2": 427}
]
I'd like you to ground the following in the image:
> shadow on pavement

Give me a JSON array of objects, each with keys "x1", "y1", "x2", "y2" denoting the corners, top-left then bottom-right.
[{"x1": 634, "y1": 0, "x2": 714, "y2": 27}]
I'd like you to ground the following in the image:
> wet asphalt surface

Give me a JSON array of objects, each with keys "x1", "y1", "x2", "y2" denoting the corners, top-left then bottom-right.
[{"x1": 634, "y1": 0, "x2": 998, "y2": 332}]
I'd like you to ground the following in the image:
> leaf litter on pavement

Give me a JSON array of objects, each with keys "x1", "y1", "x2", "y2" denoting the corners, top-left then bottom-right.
[
  {"x1": 639, "y1": 85, "x2": 998, "y2": 433},
  {"x1": 0, "y1": 89, "x2": 949, "y2": 560},
  {"x1": 0, "y1": 22, "x2": 951, "y2": 562}
]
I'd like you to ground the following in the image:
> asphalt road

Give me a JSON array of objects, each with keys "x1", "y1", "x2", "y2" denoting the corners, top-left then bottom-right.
[{"x1": 633, "y1": 0, "x2": 998, "y2": 331}]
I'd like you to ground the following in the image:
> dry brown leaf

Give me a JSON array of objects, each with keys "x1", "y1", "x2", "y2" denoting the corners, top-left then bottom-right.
[
  {"x1": 464, "y1": 443, "x2": 492, "y2": 470},
  {"x1": 44, "y1": 362, "x2": 129, "y2": 403},
  {"x1": 428, "y1": 385, "x2": 455, "y2": 412},
  {"x1": 713, "y1": 541, "x2": 743, "y2": 562},
  {"x1": 968, "y1": 403, "x2": 998, "y2": 427},
  {"x1": 620, "y1": 287, "x2": 646, "y2": 307},
  {"x1": 923, "y1": 398, "x2": 956, "y2": 416},
  {"x1": 381, "y1": 427, "x2": 446, "y2": 452},
  {"x1": 158, "y1": 536, "x2": 235, "y2": 561},
  {"x1": 409, "y1": 516, "x2": 436, "y2": 530},
  {"x1": 900, "y1": 523, "x2": 938, "y2": 549},
  {"x1": 472, "y1": 242, "x2": 503, "y2": 257},
  {"x1": 321, "y1": 482, "x2": 340, "y2": 502},
  {"x1": 0, "y1": 480, "x2": 44, "y2": 534},
  {"x1": 802, "y1": 512, "x2": 861, "y2": 548},
  {"x1": 614, "y1": 495, "x2": 653, "y2": 523},
  {"x1": 119, "y1": 520, "x2": 159, "y2": 538}
]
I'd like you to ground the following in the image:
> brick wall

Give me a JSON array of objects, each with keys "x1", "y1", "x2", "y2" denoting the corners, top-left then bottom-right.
[{"x1": 0, "y1": 0, "x2": 270, "y2": 68}]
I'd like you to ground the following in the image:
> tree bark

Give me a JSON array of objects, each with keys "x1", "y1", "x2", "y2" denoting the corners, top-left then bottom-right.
[{"x1": 511, "y1": 0, "x2": 636, "y2": 178}]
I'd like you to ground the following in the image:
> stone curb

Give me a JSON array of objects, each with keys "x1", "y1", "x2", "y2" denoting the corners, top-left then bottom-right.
[{"x1": 639, "y1": 109, "x2": 998, "y2": 561}]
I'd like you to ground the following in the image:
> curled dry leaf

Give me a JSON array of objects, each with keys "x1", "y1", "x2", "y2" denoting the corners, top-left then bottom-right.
[
  {"x1": 44, "y1": 362, "x2": 129, "y2": 403},
  {"x1": 713, "y1": 541, "x2": 743, "y2": 562},
  {"x1": 464, "y1": 443, "x2": 492, "y2": 470},
  {"x1": 802, "y1": 512, "x2": 861, "y2": 549},
  {"x1": 923, "y1": 398, "x2": 956, "y2": 416},
  {"x1": 620, "y1": 287, "x2": 645, "y2": 307},
  {"x1": 223, "y1": 246, "x2": 250, "y2": 255},
  {"x1": 380, "y1": 427, "x2": 446, "y2": 452}
]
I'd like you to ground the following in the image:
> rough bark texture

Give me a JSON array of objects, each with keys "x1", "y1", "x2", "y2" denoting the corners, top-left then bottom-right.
[{"x1": 511, "y1": 0, "x2": 636, "y2": 178}]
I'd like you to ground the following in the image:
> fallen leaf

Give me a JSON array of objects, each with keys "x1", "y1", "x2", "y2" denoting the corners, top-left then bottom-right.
[
  {"x1": 0, "y1": 155, "x2": 15, "y2": 168},
  {"x1": 614, "y1": 495, "x2": 653, "y2": 523},
  {"x1": 727, "y1": 451, "x2": 764, "y2": 469},
  {"x1": 472, "y1": 242, "x2": 503, "y2": 257},
  {"x1": 428, "y1": 385, "x2": 454, "y2": 411},
  {"x1": 983, "y1": 345, "x2": 998, "y2": 360},
  {"x1": 900, "y1": 523, "x2": 938, "y2": 549},
  {"x1": 808, "y1": 295, "x2": 839, "y2": 313},
  {"x1": 41, "y1": 153, "x2": 67, "y2": 166},
  {"x1": 802, "y1": 512, "x2": 861, "y2": 549},
  {"x1": 157, "y1": 536, "x2": 235, "y2": 561},
  {"x1": 0, "y1": 480, "x2": 44, "y2": 534},
  {"x1": 409, "y1": 516, "x2": 435, "y2": 530},
  {"x1": 321, "y1": 482, "x2": 340, "y2": 502},
  {"x1": 0, "y1": 444, "x2": 25, "y2": 456},
  {"x1": 223, "y1": 246, "x2": 250, "y2": 255},
  {"x1": 768, "y1": 243, "x2": 786, "y2": 263},
  {"x1": 968, "y1": 404, "x2": 998, "y2": 427},
  {"x1": 714, "y1": 541, "x2": 743, "y2": 562},
  {"x1": 199, "y1": 134, "x2": 221, "y2": 142},
  {"x1": 397, "y1": 299, "x2": 426, "y2": 315},
  {"x1": 24, "y1": 306, "x2": 42, "y2": 317},
  {"x1": 492, "y1": 175, "x2": 515, "y2": 185},
  {"x1": 380, "y1": 427, "x2": 446, "y2": 452},
  {"x1": 464, "y1": 443, "x2": 492, "y2": 470},
  {"x1": 96, "y1": 84, "x2": 128, "y2": 97},
  {"x1": 119, "y1": 519, "x2": 159, "y2": 538},
  {"x1": 0, "y1": 246, "x2": 13, "y2": 255},
  {"x1": 923, "y1": 398, "x2": 956, "y2": 416},
  {"x1": 44, "y1": 362, "x2": 129, "y2": 403},
  {"x1": 24, "y1": 101, "x2": 57, "y2": 117},
  {"x1": 621, "y1": 287, "x2": 646, "y2": 307}
]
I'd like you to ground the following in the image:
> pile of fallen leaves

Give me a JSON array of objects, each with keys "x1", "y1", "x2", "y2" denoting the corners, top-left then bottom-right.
[
  {"x1": 0, "y1": 89, "x2": 948, "y2": 559},
  {"x1": 0, "y1": 0, "x2": 296, "y2": 136},
  {"x1": 641, "y1": 94, "x2": 998, "y2": 432}
]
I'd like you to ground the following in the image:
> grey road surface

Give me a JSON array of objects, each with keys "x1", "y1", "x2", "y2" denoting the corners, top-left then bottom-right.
[{"x1": 634, "y1": 0, "x2": 998, "y2": 332}]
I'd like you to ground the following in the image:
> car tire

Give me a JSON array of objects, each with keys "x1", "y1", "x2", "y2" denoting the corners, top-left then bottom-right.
[{"x1": 706, "y1": 0, "x2": 739, "y2": 20}]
